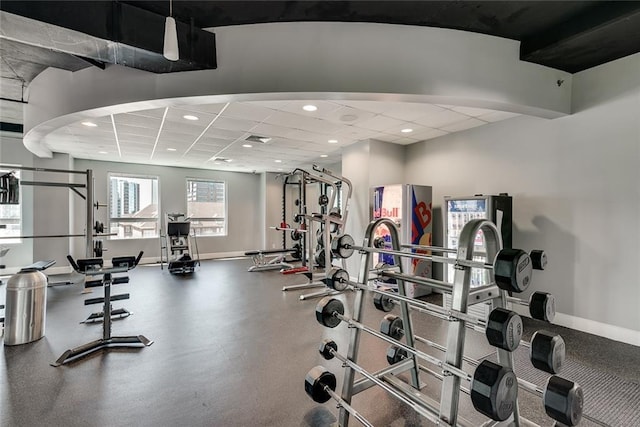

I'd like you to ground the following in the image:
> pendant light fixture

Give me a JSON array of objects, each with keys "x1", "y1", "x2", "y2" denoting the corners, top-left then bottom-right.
[{"x1": 163, "y1": 0, "x2": 179, "y2": 61}]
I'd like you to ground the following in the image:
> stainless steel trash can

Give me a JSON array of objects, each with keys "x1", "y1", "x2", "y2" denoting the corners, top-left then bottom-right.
[{"x1": 4, "y1": 269, "x2": 47, "y2": 345}]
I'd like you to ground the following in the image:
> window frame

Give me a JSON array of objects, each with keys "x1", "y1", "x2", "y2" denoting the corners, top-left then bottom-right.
[
  {"x1": 185, "y1": 178, "x2": 227, "y2": 237},
  {"x1": 108, "y1": 172, "x2": 160, "y2": 240}
]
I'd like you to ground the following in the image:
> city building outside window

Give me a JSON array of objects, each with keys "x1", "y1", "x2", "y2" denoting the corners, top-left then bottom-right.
[
  {"x1": 0, "y1": 169, "x2": 20, "y2": 244},
  {"x1": 186, "y1": 179, "x2": 226, "y2": 236},
  {"x1": 109, "y1": 174, "x2": 159, "y2": 239}
]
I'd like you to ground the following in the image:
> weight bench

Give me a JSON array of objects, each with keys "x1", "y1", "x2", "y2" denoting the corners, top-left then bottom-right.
[
  {"x1": 19, "y1": 259, "x2": 56, "y2": 272},
  {"x1": 245, "y1": 248, "x2": 296, "y2": 272}
]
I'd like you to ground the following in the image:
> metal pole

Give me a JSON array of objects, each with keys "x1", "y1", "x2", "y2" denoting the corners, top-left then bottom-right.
[
  {"x1": 86, "y1": 169, "x2": 94, "y2": 258},
  {"x1": 0, "y1": 164, "x2": 89, "y2": 175}
]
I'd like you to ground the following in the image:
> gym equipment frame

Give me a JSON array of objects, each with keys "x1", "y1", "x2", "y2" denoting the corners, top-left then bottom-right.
[
  {"x1": 281, "y1": 166, "x2": 353, "y2": 300},
  {"x1": 0, "y1": 165, "x2": 98, "y2": 258},
  {"x1": 53, "y1": 252, "x2": 152, "y2": 366}
]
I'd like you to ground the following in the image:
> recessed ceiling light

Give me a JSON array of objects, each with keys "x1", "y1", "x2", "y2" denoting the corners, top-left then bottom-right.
[
  {"x1": 274, "y1": 159, "x2": 282, "y2": 163},
  {"x1": 401, "y1": 128, "x2": 413, "y2": 133},
  {"x1": 167, "y1": 148, "x2": 177, "y2": 151},
  {"x1": 328, "y1": 139, "x2": 338, "y2": 144},
  {"x1": 183, "y1": 115, "x2": 199, "y2": 121},
  {"x1": 242, "y1": 144, "x2": 253, "y2": 148},
  {"x1": 98, "y1": 151, "x2": 108, "y2": 154},
  {"x1": 320, "y1": 154, "x2": 328, "y2": 158},
  {"x1": 302, "y1": 104, "x2": 318, "y2": 112},
  {"x1": 82, "y1": 121, "x2": 97, "y2": 127}
]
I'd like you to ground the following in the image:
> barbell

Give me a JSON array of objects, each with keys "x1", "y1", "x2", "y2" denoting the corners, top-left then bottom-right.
[
  {"x1": 314, "y1": 297, "x2": 519, "y2": 421},
  {"x1": 373, "y1": 288, "x2": 556, "y2": 323},
  {"x1": 386, "y1": 343, "x2": 582, "y2": 426},
  {"x1": 317, "y1": 338, "x2": 518, "y2": 422},
  {"x1": 323, "y1": 267, "x2": 523, "y2": 351},
  {"x1": 304, "y1": 366, "x2": 374, "y2": 427},
  {"x1": 331, "y1": 234, "x2": 542, "y2": 293}
]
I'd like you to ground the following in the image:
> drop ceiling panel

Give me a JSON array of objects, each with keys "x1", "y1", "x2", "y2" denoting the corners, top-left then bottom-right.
[
  {"x1": 412, "y1": 109, "x2": 473, "y2": 128},
  {"x1": 380, "y1": 103, "x2": 447, "y2": 121},
  {"x1": 320, "y1": 106, "x2": 378, "y2": 126},
  {"x1": 264, "y1": 111, "x2": 344, "y2": 134},
  {"x1": 129, "y1": 108, "x2": 168, "y2": 119},
  {"x1": 352, "y1": 115, "x2": 406, "y2": 132},
  {"x1": 202, "y1": 127, "x2": 246, "y2": 140},
  {"x1": 211, "y1": 116, "x2": 259, "y2": 132},
  {"x1": 166, "y1": 107, "x2": 218, "y2": 123},
  {"x1": 223, "y1": 102, "x2": 278, "y2": 122},
  {"x1": 336, "y1": 101, "x2": 392, "y2": 114},
  {"x1": 250, "y1": 123, "x2": 296, "y2": 139},
  {"x1": 113, "y1": 113, "x2": 161, "y2": 128},
  {"x1": 274, "y1": 100, "x2": 343, "y2": 119}
]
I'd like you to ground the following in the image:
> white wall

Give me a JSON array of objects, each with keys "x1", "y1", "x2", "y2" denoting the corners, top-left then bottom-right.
[
  {"x1": 405, "y1": 54, "x2": 640, "y2": 344},
  {"x1": 342, "y1": 139, "x2": 406, "y2": 273},
  {"x1": 72, "y1": 159, "x2": 263, "y2": 262}
]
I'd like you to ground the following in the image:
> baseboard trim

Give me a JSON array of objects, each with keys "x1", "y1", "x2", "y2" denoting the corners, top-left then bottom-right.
[{"x1": 510, "y1": 304, "x2": 640, "y2": 347}]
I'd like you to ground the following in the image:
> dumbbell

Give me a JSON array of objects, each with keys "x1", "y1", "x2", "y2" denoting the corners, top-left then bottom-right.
[
  {"x1": 374, "y1": 289, "x2": 555, "y2": 322},
  {"x1": 304, "y1": 366, "x2": 374, "y2": 427},
  {"x1": 319, "y1": 338, "x2": 517, "y2": 422},
  {"x1": 331, "y1": 234, "x2": 538, "y2": 292},
  {"x1": 386, "y1": 345, "x2": 582, "y2": 426}
]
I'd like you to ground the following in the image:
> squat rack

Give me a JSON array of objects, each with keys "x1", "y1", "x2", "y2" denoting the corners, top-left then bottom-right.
[{"x1": 0, "y1": 164, "x2": 95, "y2": 257}]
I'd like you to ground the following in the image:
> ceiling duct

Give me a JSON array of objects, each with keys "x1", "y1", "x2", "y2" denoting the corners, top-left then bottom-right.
[{"x1": 0, "y1": 2, "x2": 216, "y2": 78}]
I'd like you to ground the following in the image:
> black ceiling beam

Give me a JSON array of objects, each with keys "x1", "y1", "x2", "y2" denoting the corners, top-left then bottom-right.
[
  {"x1": 0, "y1": 1, "x2": 216, "y2": 73},
  {"x1": 520, "y1": 2, "x2": 640, "y2": 73}
]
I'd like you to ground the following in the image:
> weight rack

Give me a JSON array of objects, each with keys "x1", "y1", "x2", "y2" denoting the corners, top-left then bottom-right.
[
  {"x1": 337, "y1": 218, "x2": 524, "y2": 426},
  {"x1": 282, "y1": 166, "x2": 353, "y2": 300}
]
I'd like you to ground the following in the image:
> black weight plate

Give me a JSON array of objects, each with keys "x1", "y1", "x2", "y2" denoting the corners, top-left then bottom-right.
[
  {"x1": 386, "y1": 346, "x2": 408, "y2": 365},
  {"x1": 530, "y1": 330, "x2": 565, "y2": 374},
  {"x1": 380, "y1": 314, "x2": 404, "y2": 340},
  {"x1": 305, "y1": 366, "x2": 336, "y2": 403},
  {"x1": 373, "y1": 293, "x2": 394, "y2": 312},
  {"x1": 328, "y1": 268, "x2": 349, "y2": 291},
  {"x1": 318, "y1": 194, "x2": 329, "y2": 206},
  {"x1": 530, "y1": 249, "x2": 547, "y2": 270},
  {"x1": 319, "y1": 339, "x2": 337, "y2": 360},
  {"x1": 315, "y1": 297, "x2": 344, "y2": 328},
  {"x1": 543, "y1": 376, "x2": 583, "y2": 426},
  {"x1": 331, "y1": 234, "x2": 355, "y2": 259},
  {"x1": 529, "y1": 291, "x2": 555, "y2": 322},
  {"x1": 486, "y1": 308, "x2": 522, "y2": 352},
  {"x1": 471, "y1": 360, "x2": 518, "y2": 422},
  {"x1": 493, "y1": 248, "x2": 532, "y2": 293}
]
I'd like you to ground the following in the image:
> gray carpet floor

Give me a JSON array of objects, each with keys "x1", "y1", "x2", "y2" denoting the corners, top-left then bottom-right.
[{"x1": 1, "y1": 258, "x2": 639, "y2": 426}]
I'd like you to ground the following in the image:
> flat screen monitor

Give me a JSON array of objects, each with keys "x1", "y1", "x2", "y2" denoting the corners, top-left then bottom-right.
[{"x1": 168, "y1": 221, "x2": 190, "y2": 236}]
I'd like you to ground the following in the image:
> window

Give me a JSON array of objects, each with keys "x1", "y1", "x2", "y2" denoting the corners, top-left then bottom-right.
[
  {"x1": 109, "y1": 174, "x2": 159, "y2": 239},
  {"x1": 0, "y1": 170, "x2": 21, "y2": 244},
  {"x1": 186, "y1": 179, "x2": 226, "y2": 236}
]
